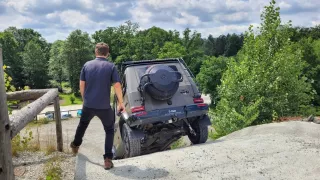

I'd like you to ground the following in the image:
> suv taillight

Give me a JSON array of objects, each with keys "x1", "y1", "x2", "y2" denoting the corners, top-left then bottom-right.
[
  {"x1": 193, "y1": 98, "x2": 204, "y2": 103},
  {"x1": 131, "y1": 106, "x2": 145, "y2": 113}
]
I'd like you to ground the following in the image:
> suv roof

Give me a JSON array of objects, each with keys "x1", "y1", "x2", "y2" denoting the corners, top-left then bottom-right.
[{"x1": 116, "y1": 58, "x2": 197, "y2": 81}]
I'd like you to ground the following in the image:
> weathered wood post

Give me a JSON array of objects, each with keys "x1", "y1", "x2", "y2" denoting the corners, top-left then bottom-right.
[
  {"x1": 0, "y1": 48, "x2": 14, "y2": 180},
  {"x1": 54, "y1": 96, "x2": 63, "y2": 152}
]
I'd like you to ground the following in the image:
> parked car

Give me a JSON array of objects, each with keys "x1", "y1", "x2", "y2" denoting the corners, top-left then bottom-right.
[
  {"x1": 45, "y1": 110, "x2": 71, "y2": 120},
  {"x1": 112, "y1": 58, "x2": 212, "y2": 159}
]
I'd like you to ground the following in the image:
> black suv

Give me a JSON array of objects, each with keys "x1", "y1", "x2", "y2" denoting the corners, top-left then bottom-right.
[{"x1": 112, "y1": 58, "x2": 212, "y2": 159}]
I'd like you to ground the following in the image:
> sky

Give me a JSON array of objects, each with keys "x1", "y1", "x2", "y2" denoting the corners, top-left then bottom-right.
[{"x1": 0, "y1": 0, "x2": 319, "y2": 43}]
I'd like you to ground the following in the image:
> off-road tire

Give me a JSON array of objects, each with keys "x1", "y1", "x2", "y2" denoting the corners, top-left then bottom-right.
[
  {"x1": 147, "y1": 83, "x2": 179, "y2": 100},
  {"x1": 187, "y1": 118, "x2": 208, "y2": 144},
  {"x1": 122, "y1": 123, "x2": 141, "y2": 158},
  {"x1": 143, "y1": 64, "x2": 180, "y2": 101}
]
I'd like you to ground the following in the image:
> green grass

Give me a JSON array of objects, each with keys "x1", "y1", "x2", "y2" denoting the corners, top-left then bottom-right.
[
  {"x1": 58, "y1": 85, "x2": 115, "y2": 106},
  {"x1": 44, "y1": 156, "x2": 62, "y2": 180},
  {"x1": 170, "y1": 138, "x2": 185, "y2": 149},
  {"x1": 61, "y1": 82, "x2": 71, "y2": 93},
  {"x1": 59, "y1": 93, "x2": 82, "y2": 106}
]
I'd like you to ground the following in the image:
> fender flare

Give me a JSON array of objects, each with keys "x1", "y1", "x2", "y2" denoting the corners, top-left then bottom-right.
[{"x1": 199, "y1": 114, "x2": 212, "y2": 126}]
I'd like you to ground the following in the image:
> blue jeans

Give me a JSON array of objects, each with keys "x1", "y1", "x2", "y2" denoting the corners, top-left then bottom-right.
[{"x1": 72, "y1": 106, "x2": 115, "y2": 159}]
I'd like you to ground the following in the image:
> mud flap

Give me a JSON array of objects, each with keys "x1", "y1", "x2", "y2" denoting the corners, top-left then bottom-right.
[{"x1": 199, "y1": 114, "x2": 212, "y2": 126}]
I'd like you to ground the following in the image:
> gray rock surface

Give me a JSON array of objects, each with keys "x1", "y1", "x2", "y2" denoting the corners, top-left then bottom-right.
[
  {"x1": 302, "y1": 115, "x2": 314, "y2": 122},
  {"x1": 75, "y1": 121, "x2": 320, "y2": 180},
  {"x1": 313, "y1": 117, "x2": 320, "y2": 124}
]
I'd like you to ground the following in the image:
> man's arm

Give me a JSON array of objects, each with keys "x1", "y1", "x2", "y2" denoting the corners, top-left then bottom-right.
[
  {"x1": 79, "y1": 64, "x2": 86, "y2": 100},
  {"x1": 80, "y1": 80, "x2": 86, "y2": 100},
  {"x1": 111, "y1": 65, "x2": 125, "y2": 112},
  {"x1": 113, "y1": 82, "x2": 124, "y2": 105}
]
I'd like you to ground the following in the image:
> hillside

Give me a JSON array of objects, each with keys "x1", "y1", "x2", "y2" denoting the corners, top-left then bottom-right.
[{"x1": 75, "y1": 121, "x2": 320, "y2": 180}]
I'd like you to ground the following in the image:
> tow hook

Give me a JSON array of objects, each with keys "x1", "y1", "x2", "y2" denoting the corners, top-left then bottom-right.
[{"x1": 183, "y1": 119, "x2": 196, "y2": 136}]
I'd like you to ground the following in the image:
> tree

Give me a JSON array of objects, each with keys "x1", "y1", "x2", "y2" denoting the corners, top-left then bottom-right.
[
  {"x1": 0, "y1": 31, "x2": 24, "y2": 89},
  {"x1": 158, "y1": 42, "x2": 186, "y2": 59},
  {"x1": 22, "y1": 39, "x2": 49, "y2": 88},
  {"x1": 310, "y1": 39, "x2": 320, "y2": 105},
  {"x1": 3, "y1": 27, "x2": 50, "y2": 88},
  {"x1": 131, "y1": 33, "x2": 154, "y2": 61},
  {"x1": 63, "y1": 30, "x2": 94, "y2": 95},
  {"x1": 196, "y1": 56, "x2": 229, "y2": 107},
  {"x1": 212, "y1": 0, "x2": 313, "y2": 137},
  {"x1": 49, "y1": 40, "x2": 66, "y2": 87},
  {"x1": 215, "y1": 35, "x2": 226, "y2": 56},
  {"x1": 224, "y1": 33, "x2": 243, "y2": 57},
  {"x1": 92, "y1": 21, "x2": 139, "y2": 62},
  {"x1": 203, "y1": 35, "x2": 216, "y2": 56},
  {"x1": 182, "y1": 28, "x2": 205, "y2": 75},
  {"x1": 4, "y1": 27, "x2": 43, "y2": 52}
]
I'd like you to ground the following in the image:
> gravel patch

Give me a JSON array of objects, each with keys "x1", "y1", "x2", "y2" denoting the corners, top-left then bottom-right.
[{"x1": 12, "y1": 151, "x2": 75, "y2": 180}]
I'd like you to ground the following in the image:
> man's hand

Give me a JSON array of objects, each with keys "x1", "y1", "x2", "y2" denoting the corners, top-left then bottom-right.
[{"x1": 117, "y1": 102, "x2": 125, "y2": 113}]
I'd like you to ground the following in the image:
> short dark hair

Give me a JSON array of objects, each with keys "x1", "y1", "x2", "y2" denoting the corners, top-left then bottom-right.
[{"x1": 95, "y1": 42, "x2": 109, "y2": 56}]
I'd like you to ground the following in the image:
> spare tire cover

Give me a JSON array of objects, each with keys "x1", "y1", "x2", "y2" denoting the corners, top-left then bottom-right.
[{"x1": 142, "y1": 64, "x2": 181, "y2": 100}]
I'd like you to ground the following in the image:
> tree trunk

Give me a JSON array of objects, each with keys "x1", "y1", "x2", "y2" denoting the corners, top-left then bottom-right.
[
  {"x1": 9, "y1": 89, "x2": 58, "y2": 138},
  {"x1": 0, "y1": 48, "x2": 14, "y2": 180}
]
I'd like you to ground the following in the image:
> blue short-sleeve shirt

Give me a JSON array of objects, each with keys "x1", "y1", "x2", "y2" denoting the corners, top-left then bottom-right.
[{"x1": 80, "y1": 57, "x2": 120, "y2": 109}]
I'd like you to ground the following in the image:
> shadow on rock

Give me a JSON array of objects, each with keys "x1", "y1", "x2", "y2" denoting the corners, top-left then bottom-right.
[
  {"x1": 110, "y1": 165, "x2": 169, "y2": 179},
  {"x1": 76, "y1": 153, "x2": 169, "y2": 180}
]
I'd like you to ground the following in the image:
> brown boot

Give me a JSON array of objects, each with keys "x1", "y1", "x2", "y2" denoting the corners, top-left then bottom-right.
[
  {"x1": 104, "y1": 158, "x2": 114, "y2": 170},
  {"x1": 70, "y1": 142, "x2": 79, "y2": 155}
]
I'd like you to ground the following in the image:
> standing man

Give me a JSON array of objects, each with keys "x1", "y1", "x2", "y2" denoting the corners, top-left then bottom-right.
[{"x1": 70, "y1": 42, "x2": 125, "y2": 170}]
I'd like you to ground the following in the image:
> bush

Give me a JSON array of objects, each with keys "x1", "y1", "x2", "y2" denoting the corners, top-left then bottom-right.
[
  {"x1": 74, "y1": 91, "x2": 81, "y2": 98},
  {"x1": 212, "y1": 98, "x2": 262, "y2": 137},
  {"x1": 211, "y1": 0, "x2": 313, "y2": 137},
  {"x1": 11, "y1": 129, "x2": 35, "y2": 156},
  {"x1": 69, "y1": 95, "x2": 75, "y2": 104},
  {"x1": 38, "y1": 117, "x2": 50, "y2": 124},
  {"x1": 63, "y1": 82, "x2": 70, "y2": 88}
]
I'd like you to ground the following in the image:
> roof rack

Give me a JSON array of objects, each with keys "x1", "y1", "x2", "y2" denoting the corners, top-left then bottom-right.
[
  {"x1": 116, "y1": 58, "x2": 182, "y2": 75},
  {"x1": 121, "y1": 58, "x2": 180, "y2": 65}
]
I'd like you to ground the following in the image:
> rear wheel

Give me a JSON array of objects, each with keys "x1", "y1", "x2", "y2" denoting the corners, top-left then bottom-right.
[
  {"x1": 187, "y1": 118, "x2": 208, "y2": 144},
  {"x1": 122, "y1": 123, "x2": 141, "y2": 158}
]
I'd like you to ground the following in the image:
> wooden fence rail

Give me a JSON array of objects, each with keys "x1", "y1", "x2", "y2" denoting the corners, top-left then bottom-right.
[
  {"x1": 0, "y1": 48, "x2": 63, "y2": 180},
  {"x1": 8, "y1": 89, "x2": 60, "y2": 138}
]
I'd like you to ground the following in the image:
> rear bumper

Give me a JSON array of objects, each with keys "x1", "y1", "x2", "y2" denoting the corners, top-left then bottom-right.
[{"x1": 126, "y1": 104, "x2": 209, "y2": 126}]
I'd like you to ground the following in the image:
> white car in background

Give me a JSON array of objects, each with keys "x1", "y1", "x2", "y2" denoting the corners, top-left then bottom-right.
[{"x1": 45, "y1": 109, "x2": 71, "y2": 120}]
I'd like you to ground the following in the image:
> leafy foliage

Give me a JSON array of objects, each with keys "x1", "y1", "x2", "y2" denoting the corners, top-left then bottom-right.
[
  {"x1": 11, "y1": 129, "x2": 35, "y2": 157},
  {"x1": 211, "y1": 0, "x2": 313, "y2": 136},
  {"x1": 3, "y1": 27, "x2": 50, "y2": 89},
  {"x1": 158, "y1": 42, "x2": 186, "y2": 59},
  {"x1": 196, "y1": 56, "x2": 229, "y2": 107},
  {"x1": 63, "y1": 30, "x2": 94, "y2": 95},
  {"x1": 3, "y1": 65, "x2": 16, "y2": 114},
  {"x1": 3, "y1": 65, "x2": 15, "y2": 92},
  {"x1": 22, "y1": 39, "x2": 49, "y2": 88},
  {"x1": 49, "y1": 40, "x2": 66, "y2": 87}
]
